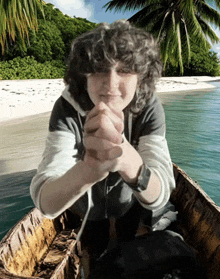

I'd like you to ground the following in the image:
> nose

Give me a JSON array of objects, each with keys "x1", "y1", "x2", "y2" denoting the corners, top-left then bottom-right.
[{"x1": 103, "y1": 69, "x2": 120, "y2": 90}]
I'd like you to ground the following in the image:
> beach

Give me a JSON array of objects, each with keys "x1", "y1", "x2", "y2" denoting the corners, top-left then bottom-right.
[
  {"x1": 1, "y1": 76, "x2": 219, "y2": 122},
  {"x1": 0, "y1": 76, "x2": 219, "y2": 175}
]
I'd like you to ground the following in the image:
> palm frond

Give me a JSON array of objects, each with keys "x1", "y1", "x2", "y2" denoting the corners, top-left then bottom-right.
[
  {"x1": 197, "y1": 17, "x2": 220, "y2": 43},
  {"x1": 129, "y1": 3, "x2": 160, "y2": 23},
  {"x1": 103, "y1": 0, "x2": 220, "y2": 74},
  {"x1": 182, "y1": 5, "x2": 210, "y2": 50},
  {"x1": 129, "y1": 3, "x2": 165, "y2": 32},
  {"x1": 176, "y1": 22, "x2": 183, "y2": 73},
  {"x1": 103, "y1": 0, "x2": 148, "y2": 12},
  {"x1": 196, "y1": 1, "x2": 220, "y2": 28},
  {"x1": 0, "y1": 0, "x2": 44, "y2": 52},
  {"x1": 181, "y1": 17, "x2": 191, "y2": 62}
]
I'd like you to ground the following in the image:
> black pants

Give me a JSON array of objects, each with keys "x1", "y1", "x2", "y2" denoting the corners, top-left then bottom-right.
[{"x1": 80, "y1": 201, "x2": 145, "y2": 265}]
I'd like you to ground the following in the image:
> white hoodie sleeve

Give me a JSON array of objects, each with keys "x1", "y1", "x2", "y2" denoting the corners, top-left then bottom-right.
[
  {"x1": 135, "y1": 134, "x2": 175, "y2": 212},
  {"x1": 30, "y1": 130, "x2": 78, "y2": 211},
  {"x1": 129, "y1": 93, "x2": 175, "y2": 213}
]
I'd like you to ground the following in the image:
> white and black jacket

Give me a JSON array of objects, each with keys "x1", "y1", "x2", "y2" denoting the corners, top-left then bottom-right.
[{"x1": 30, "y1": 87, "x2": 176, "y2": 226}]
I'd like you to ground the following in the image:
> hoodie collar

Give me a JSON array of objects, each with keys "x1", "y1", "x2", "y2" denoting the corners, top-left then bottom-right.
[
  {"x1": 62, "y1": 85, "x2": 133, "y2": 143},
  {"x1": 62, "y1": 85, "x2": 87, "y2": 117}
]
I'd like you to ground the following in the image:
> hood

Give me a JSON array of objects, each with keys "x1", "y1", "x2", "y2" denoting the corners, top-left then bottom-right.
[{"x1": 62, "y1": 85, "x2": 87, "y2": 117}]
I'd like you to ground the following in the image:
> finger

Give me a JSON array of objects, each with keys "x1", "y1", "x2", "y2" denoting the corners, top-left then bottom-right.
[
  {"x1": 84, "y1": 113, "x2": 114, "y2": 133},
  {"x1": 86, "y1": 109, "x2": 124, "y2": 135},
  {"x1": 87, "y1": 146, "x2": 123, "y2": 162},
  {"x1": 84, "y1": 135, "x2": 116, "y2": 151},
  {"x1": 84, "y1": 115, "x2": 122, "y2": 144},
  {"x1": 86, "y1": 149, "x2": 99, "y2": 160},
  {"x1": 97, "y1": 146, "x2": 123, "y2": 161},
  {"x1": 95, "y1": 127, "x2": 122, "y2": 144},
  {"x1": 86, "y1": 102, "x2": 124, "y2": 133},
  {"x1": 107, "y1": 146, "x2": 123, "y2": 160},
  {"x1": 84, "y1": 124, "x2": 123, "y2": 144},
  {"x1": 86, "y1": 102, "x2": 114, "y2": 121},
  {"x1": 84, "y1": 135, "x2": 122, "y2": 161}
]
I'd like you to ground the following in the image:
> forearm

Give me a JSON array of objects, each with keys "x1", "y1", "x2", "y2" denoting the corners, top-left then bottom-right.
[
  {"x1": 134, "y1": 135, "x2": 176, "y2": 210},
  {"x1": 118, "y1": 141, "x2": 162, "y2": 204},
  {"x1": 133, "y1": 170, "x2": 161, "y2": 204},
  {"x1": 39, "y1": 160, "x2": 107, "y2": 218}
]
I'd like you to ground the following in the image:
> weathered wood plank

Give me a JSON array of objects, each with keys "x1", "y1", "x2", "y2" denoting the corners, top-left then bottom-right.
[
  {"x1": 0, "y1": 267, "x2": 41, "y2": 279},
  {"x1": 34, "y1": 229, "x2": 80, "y2": 279},
  {"x1": 1, "y1": 164, "x2": 220, "y2": 278},
  {"x1": 172, "y1": 164, "x2": 220, "y2": 279},
  {"x1": 0, "y1": 208, "x2": 57, "y2": 277}
]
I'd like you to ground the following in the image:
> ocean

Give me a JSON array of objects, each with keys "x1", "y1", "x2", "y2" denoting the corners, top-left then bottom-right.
[
  {"x1": 0, "y1": 81, "x2": 220, "y2": 241},
  {"x1": 162, "y1": 81, "x2": 220, "y2": 206}
]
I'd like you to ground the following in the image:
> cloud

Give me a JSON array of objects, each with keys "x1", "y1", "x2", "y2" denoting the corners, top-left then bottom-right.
[{"x1": 48, "y1": 0, "x2": 95, "y2": 21}]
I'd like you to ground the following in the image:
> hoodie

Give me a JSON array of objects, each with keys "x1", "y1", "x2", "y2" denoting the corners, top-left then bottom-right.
[{"x1": 30, "y1": 86, "x2": 175, "y2": 225}]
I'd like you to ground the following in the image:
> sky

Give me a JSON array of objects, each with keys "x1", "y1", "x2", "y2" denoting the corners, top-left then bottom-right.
[
  {"x1": 46, "y1": 0, "x2": 137, "y2": 23},
  {"x1": 46, "y1": 0, "x2": 220, "y2": 58}
]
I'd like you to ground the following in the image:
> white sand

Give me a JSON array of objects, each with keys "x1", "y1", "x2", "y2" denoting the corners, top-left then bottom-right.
[
  {"x1": 0, "y1": 76, "x2": 219, "y2": 175},
  {"x1": 0, "y1": 79, "x2": 65, "y2": 122},
  {"x1": 0, "y1": 76, "x2": 219, "y2": 122}
]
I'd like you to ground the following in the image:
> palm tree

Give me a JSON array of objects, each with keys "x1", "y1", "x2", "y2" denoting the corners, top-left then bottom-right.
[
  {"x1": 104, "y1": 0, "x2": 220, "y2": 73},
  {"x1": 0, "y1": 0, "x2": 45, "y2": 52}
]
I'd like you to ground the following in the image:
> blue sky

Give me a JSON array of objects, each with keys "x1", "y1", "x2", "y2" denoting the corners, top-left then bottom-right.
[
  {"x1": 46, "y1": 0, "x2": 220, "y2": 58},
  {"x1": 46, "y1": 0, "x2": 137, "y2": 23}
]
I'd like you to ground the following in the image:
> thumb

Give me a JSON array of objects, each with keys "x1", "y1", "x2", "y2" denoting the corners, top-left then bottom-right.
[
  {"x1": 107, "y1": 146, "x2": 123, "y2": 160},
  {"x1": 95, "y1": 146, "x2": 123, "y2": 161}
]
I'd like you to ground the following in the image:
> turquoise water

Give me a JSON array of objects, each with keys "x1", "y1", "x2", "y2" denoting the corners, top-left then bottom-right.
[
  {"x1": 163, "y1": 82, "x2": 220, "y2": 206},
  {"x1": 0, "y1": 170, "x2": 35, "y2": 240},
  {"x1": 0, "y1": 82, "x2": 220, "y2": 241}
]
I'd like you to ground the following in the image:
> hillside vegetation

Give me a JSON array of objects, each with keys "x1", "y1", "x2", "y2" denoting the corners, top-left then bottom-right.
[
  {"x1": 0, "y1": 3, "x2": 219, "y2": 79},
  {"x1": 0, "y1": 3, "x2": 97, "y2": 80}
]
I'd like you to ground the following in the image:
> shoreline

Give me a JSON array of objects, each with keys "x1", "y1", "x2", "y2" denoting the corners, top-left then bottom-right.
[
  {"x1": 1, "y1": 76, "x2": 219, "y2": 124},
  {"x1": 0, "y1": 76, "x2": 219, "y2": 176}
]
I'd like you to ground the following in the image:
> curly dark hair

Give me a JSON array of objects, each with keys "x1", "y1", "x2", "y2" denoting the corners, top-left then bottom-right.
[{"x1": 64, "y1": 19, "x2": 163, "y2": 114}]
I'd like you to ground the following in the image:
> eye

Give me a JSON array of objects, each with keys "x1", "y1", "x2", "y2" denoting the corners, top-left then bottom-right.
[{"x1": 87, "y1": 72, "x2": 105, "y2": 78}]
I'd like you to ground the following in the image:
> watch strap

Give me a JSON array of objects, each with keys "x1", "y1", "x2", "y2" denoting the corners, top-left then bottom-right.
[{"x1": 126, "y1": 164, "x2": 151, "y2": 192}]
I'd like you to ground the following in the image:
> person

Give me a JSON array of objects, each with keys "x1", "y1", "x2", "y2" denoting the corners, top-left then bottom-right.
[{"x1": 30, "y1": 19, "x2": 176, "y2": 274}]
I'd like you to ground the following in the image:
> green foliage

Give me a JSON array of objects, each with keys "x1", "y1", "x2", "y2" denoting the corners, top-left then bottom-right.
[
  {"x1": 41, "y1": 4, "x2": 97, "y2": 57},
  {"x1": 0, "y1": 56, "x2": 65, "y2": 80},
  {"x1": 104, "y1": 0, "x2": 220, "y2": 74},
  {"x1": 0, "y1": 0, "x2": 44, "y2": 52},
  {"x1": 0, "y1": 3, "x2": 97, "y2": 62},
  {"x1": 27, "y1": 20, "x2": 65, "y2": 62},
  {"x1": 0, "y1": 3, "x2": 97, "y2": 80},
  {"x1": 164, "y1": 44, "x2": 220, "y2": 77}
]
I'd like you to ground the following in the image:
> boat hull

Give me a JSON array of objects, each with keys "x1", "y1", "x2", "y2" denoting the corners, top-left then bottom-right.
[{"x1": 1, "y1": 164, "x2": 220, "y2": 278}]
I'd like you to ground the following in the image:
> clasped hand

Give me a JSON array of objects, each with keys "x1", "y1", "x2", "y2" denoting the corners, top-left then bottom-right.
[{"x1": 83, "y1": 102, "x2": 125, "y2": 174}]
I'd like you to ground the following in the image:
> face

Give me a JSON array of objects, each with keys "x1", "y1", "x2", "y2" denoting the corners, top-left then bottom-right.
[{"x1": 86, "y1": 63, "x2": 138, "y2": 111}]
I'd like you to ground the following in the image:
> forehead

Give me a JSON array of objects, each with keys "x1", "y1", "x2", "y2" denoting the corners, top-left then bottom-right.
[{"x1": 88, "y1": 62, "x2": 134, "y2": 74}]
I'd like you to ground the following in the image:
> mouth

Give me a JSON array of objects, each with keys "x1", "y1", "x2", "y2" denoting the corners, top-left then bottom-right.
[{"x1": 100, "y1": 95, "x2": 120, "y2": 101}]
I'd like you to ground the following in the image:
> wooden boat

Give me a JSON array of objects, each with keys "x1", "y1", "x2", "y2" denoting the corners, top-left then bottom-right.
[{"x1": 1, "y1": 163, "x2": 220, "y2": 279}]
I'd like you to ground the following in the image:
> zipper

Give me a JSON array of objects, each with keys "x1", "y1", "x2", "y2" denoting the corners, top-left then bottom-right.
[{"x1": 104, "y1": 178, "x2": 108, "y2": 218}]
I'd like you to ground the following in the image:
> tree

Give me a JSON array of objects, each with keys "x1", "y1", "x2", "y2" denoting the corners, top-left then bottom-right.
[
  {"x1": 27, "y1": 20, "x2": 65, "y2": 63},
  {"x1": 165, "y1": 43, "x2": 220, "y2": 76},
  {"x1": 104, "y1": 0, "x2": 220, "y2": 74},
  {"x1": 0, "y1": 0, "x2": 44, "y2": 52},
  {"x1": 0, "y1": 3, "x2": 97, "y2": 63}
]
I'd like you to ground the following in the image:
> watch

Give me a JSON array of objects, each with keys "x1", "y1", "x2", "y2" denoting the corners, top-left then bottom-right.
[{"x1": 126, "y1": 164, "x2": 151, "y2": 192}]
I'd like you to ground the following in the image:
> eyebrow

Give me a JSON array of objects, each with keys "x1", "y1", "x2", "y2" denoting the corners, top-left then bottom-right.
[{"x1": 85, "y1": 63, "x2": 136, "y2": 75}]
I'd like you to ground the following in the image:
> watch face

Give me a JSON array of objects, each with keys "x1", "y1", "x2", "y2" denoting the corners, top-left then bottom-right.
[
  {"x1": 129, "y1": 165, "x2": 151, "y2": 192},
  {"x1": 137, "y1": 165, "x2": 151, "y2": 192}
]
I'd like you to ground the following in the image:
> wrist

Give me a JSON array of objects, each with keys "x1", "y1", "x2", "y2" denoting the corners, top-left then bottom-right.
[
  {"x1": 118, "y1": 140, "x2": 143, "y2": 183},
  {"x1": 79, "y1": 160, "x2": 109, "y2": 184},
  {"x1": 124, "y1": 164, "x2": 151, "y2": 192}
]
